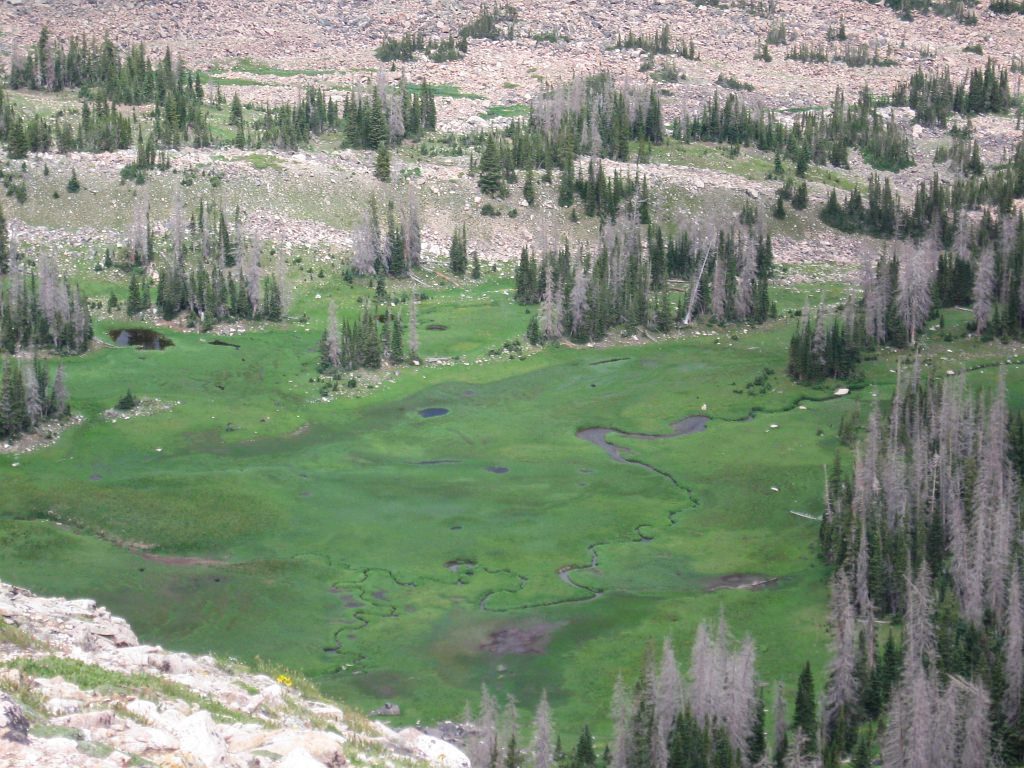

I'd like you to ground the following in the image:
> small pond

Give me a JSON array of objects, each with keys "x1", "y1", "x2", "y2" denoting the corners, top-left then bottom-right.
[
  {"x1": 419, "y1": 408, "x2": 449, "y2": 418},
  {"x1": 108, "y1": 328, "x2": 174, "y2": 350}
]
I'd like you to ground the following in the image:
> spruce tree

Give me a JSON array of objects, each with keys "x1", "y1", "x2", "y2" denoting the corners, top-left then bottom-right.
[
  {"x1": 66, "y1": 168, "x2": 81, "y2": 193},
  {"x1": 0, "y1": 202, "x2": 8, "y2": 275},
  {"x1": 478, "y1": 136, "x2": 504, "y2": 196},
  {"x1": 792, "y1": 181, "x2": 808, "y2": 210},
  {"x1": 449, "y1": 226, "x2": 467, "y2": 276},
  {"x1": 558, "y1": 159, "x2": 575, "y2": 207},
  {"x1": 523, "y1": 169, "x2": 536, "y2": 206},
  {"x1": 127, "y1": 270, "x2": 144, "y2": 317},
  {"x1": 116, "y1": 390, "x2": 137, "y2": 410},
  {"x1": 229, "y1": 93, "x2": 244, "y2": 126},
  {"x1": 793, "y1": 662, "x2": 818, "y2": 753},
  {"x1": 526, "y1": 314, "x2": 541, "y2": 345},
  {"x1": 375, "y1": 143, "x2": 391, "y2": 182},
  {"x1": 7, "y1": 118, "x2": 28, "y2": 160},
  {"x1": 573, "y1": 726, "x2": 596, "y2": 768},
  {"x1": 389, "y1": 315, "x2": 403, "y2": 362},
  {"x1": 773, "y1": 194, "x2": 786, "y2": 219}
]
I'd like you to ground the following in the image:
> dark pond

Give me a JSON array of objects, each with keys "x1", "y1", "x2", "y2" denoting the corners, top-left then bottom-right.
[
  {"x1": 108, "y1": 328, "x2": 174, "y2": 350},
  {"x1": 486, "y1": 466, "x2": 509, "y2": 474},
  {"x1": 426, "y1": 324, "x2": 448, "y2": 331},
  {"x1": 419, "y1": 408, "x2": 449, "y2": 418}
]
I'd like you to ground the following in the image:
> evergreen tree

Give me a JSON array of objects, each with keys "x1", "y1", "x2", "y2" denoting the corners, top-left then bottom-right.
[
  {"x1": 126, "y1": 270, "x2": 144, "y2": 317},
  {"x1": 792, "y1": 181, "x2": 808, "y2": 210},
  {"x1": 7, "y1": 118, "x2": 28, "y2": 160},
  {"x1": 375, "y1": 143, "x2": 391, "y2": 182},
  {"x1": 449, "y1": 225, "x2": 468, "y2": 276},
  {"x1": 66, "y1": 168, "x2": 81, "y2": 193},
  {"x1": 558, "y1": 159, "x2": 575, "y2": 207},
  {"x1": 0, "y1": 202, "x2": 8, "y2": 275},
  {"x1": 229, "y1": 93, "x2": 244, "y2": 126},
  {"x1": 526, "y1": 314, "x2": 541, "y2": 345},
  {"x1": 793, "y1": 662, "x2": 818, "y2": 753},
  {"x1": 478, "y1": 136, "x2": 504, "y2": 196},
  {"x1": 523, "y1": 169, "x2": 536, "y2": 206},
  {"x1": 573, "y1": 726, "x2": 596, "y2": 768}
]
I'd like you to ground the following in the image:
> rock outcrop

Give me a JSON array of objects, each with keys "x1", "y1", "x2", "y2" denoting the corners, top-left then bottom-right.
[{"x1": 0, "y1": 581, "x2": 470, "y2": 768}]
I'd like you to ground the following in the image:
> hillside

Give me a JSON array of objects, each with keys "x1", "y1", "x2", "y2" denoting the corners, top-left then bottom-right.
[
  {"x1": 0, "y1": 580, "x2": 469, "y2": 768},
  {"x1": 0, "y1": 0, "x2": 1021, "y2": 765}
]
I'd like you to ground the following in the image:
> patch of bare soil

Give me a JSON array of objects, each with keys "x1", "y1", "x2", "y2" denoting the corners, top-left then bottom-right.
[
  {"x1": 480, "y1": 621, "x2": 566, "y2": 655},
  {"x1": 705, "y1": 573, "x2": 778, "y2": 592},
  {"x1": 139, "y1": 552, "x2": 229, "y2": 567}
]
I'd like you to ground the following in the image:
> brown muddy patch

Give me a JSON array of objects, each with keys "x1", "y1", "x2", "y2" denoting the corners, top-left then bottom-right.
[
  {"x1": 481, "y1": 621, "x2": 566, "y2": 655},
  {"x1": 140, "y1": 552, "x2": 229, "y2": 567},
  {"x1": 705, "y1": 573, "x2": 778, "y2": 592}
]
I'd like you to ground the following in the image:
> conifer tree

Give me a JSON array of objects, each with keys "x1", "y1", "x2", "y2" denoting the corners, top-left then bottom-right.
[
  {"x1": 0, "y1": 202, "x2": 8, "y2": 275},
  {"x1": 478, "y1": 136, "x2": 504, "y2": 196},
  {"x1": 449, "y1": 226, "x2": 468, "y2": 276},
  {"x1": 7, "y1": 118, "x2": 28, "y2": 160},
  {"x1": 558, "y1": 159, "x2": 575, "y2": 207},
  {"x1": 523, "y1": 169, "x2": 536, "y2": 206},
  {"x1": 792, "y1": 663, "x2": 817, "y2": 753},
  {"x1": 375, "y1": 143, "x2": 391, "y2": 182}
]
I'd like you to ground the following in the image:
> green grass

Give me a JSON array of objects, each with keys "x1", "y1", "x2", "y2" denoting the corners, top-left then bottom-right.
[
  {"x1": 650, "y1": 140, "x2": 858, "y2": 190},
  {"x1": 482, "y1": 104, "x2": 531, "y2": 119},
  {"x1": 202, "y1": 76, "x2": 268, "y2": 88},
  {"x1": 238, "y1": 153, "x2": 285, "y2": 170},
  {"x1": 207, "y1": 58, "x2": 332, "y2": 78},
  {"x1": 3, "y1": 656, "x2": 254, "y2": 723},
  {"x1": 407, "y1": 83, "x2": 485, "y2": 100},
  {"x1": 0, "y1": 266, "x2": 842, "y2": 740},
  {"x1": 5, "y1": 254, "x2": 1022, "y2": 742}
]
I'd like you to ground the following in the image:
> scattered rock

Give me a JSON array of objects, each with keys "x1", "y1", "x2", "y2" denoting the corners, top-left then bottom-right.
[
  {"x1": 0, "y1": 693, "x2": 29, "y2": 744},
  {"x1": 0, "y1": 580, "x2": 469, "y2": 768}
]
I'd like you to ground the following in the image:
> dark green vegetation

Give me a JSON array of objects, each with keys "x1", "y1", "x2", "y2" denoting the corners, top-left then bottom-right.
[{"x1": 817, "y1": 370, "x2": 1024, "y2": 766}]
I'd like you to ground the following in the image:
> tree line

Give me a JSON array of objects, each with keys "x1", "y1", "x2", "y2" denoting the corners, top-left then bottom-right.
[
  {"x1": 820, "y1": 368, "x2": 1023, "y2": 765},
  {"x1": 0, "y1": 356, "x2": 70, "y2": 442},
  {"x1": 683, "y1": 86, "x2": 912, "y2": 173},
  {"x1": 1, "y1": 249, "x2": 93, "y2": 356},
  {"x1": 515, "y1": 212, "x2": 775, "y2": 345}
]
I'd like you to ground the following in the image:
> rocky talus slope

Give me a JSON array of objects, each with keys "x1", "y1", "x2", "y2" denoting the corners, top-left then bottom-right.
[{"x1": 0, "y1": 581, "x2": 470, "y2": 768}]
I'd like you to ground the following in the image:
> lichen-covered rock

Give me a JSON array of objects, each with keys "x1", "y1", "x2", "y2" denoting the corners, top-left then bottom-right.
[
  {"x1": 0, "y1": 580, "x2": 468, "y2": 768},
  {"x1": 0, "y1": 693, "x2": 29, "y2": 744}
]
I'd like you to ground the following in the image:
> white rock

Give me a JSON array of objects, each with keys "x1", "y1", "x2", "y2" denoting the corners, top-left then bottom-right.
[
  {"x1": 398, "y1": 728, "x2": 472, "y2": 768},
  {"x1": 0, "y1": 693, "x2": 29, "y2": 744},
  {"x1": 279, "y1": 747, "x2": 328, "y2": 768},
  {"x1": 46, "y1": 698, "x2": 83, "y2": 716},
  {"x1": 172, "y1": 711, "x2": 228, "y2": 766},
  {"x1": 833, "y1": 387, "x2": 849, "y2": 396}
]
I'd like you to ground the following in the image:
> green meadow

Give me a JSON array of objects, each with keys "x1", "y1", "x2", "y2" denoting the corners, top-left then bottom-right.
[{"x1": 3, "y1": 264, "x2": 1022, "y2": 738}]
